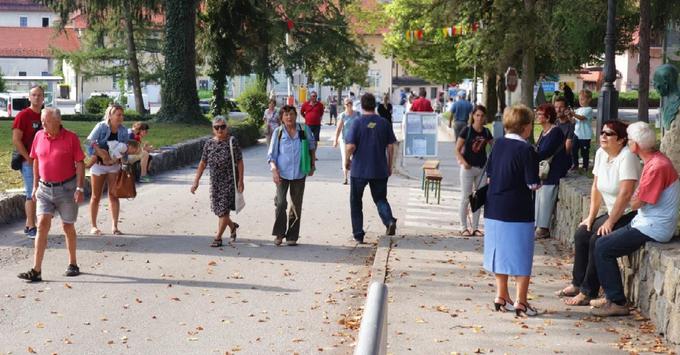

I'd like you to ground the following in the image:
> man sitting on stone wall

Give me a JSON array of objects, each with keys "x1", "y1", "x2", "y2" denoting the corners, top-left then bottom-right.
[{"x1": 592, "y1": 122, "x2": 680, "y2": 317}]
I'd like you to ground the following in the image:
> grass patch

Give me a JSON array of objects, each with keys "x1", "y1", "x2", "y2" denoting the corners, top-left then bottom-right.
[{"x1": 0, "y1": 120, "x2": 212, "y2": 191}]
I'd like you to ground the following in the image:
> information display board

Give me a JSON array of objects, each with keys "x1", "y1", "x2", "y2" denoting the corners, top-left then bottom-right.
[{"x1": 403, "y1": 112, "x2": 438, "y2": 157}]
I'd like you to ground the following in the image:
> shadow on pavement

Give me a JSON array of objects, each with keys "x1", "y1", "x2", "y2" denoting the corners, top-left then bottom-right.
[{"x1": 64, "y1": 272, "x2": 300, "y2": 292}]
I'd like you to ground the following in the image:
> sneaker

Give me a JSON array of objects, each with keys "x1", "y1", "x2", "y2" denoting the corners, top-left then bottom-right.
[
  {"x1": 23, "y1": 226, "x2": 29, "y2": 235},
  {"x1": 386, "y1": 220, "x2": 397, "y2": 236},
  {"x1": 139, "y1": 176, "x2": 153, "y2": 183},
  {"x1": 26, "y1": 227, "x2": 37, "y2": 239},
  {"x1": 590, "y1": 301, "x2": 629, "y2": 317},
  {"x1": 64, "y1": 264, "x2": 80, "y2": 277},
  {"x1": 17, "y1": 268, "x2": 42, "y2": 282},
  {"x1": 286, "y1": 240, "x2": 298, "y2": 246}
]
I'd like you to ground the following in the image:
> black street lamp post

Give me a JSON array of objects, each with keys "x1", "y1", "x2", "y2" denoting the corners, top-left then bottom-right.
[{"x1": 597, "y1": 0, "x2": 619, "y2": 137}]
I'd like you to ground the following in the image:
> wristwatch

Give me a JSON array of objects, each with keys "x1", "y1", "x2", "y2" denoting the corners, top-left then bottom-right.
[{"x1": 76, "y1": 187, "x2": 84, "y2": 192}]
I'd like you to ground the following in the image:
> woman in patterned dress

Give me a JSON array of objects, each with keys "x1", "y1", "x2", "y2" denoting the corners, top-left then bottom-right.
[{"x1": 191, "y1": 116, "x2": 244, "y2": 247}]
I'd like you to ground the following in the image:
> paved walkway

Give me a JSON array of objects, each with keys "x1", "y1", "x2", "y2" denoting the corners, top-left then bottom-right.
[
  {"x1": 0, "y1": 124, "x2": 411, "y2": 355},
  {"x1": 383, "y1": 124, "x2": 676, "y2": 354}
]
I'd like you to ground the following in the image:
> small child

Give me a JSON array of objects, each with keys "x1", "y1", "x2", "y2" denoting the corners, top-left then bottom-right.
[
  {"x1": 572, "y1": 89, "x2": 594, "y2": 170},
  {"x1": 85, "y1": 140, "x2": 140, "y2": 168}
]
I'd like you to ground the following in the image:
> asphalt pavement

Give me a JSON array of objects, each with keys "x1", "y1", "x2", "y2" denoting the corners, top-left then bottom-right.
[{"x1": 0, "y1": 124, "x2": 411, "y2": 354}]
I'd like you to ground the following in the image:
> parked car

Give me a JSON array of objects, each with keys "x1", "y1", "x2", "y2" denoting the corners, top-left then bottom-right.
[
  {"x1": 199, "y1": 98, "x2": 248, "y2": 120},
  {"x1": 0, "y1": 92, "x2": 30, "y2": 118}
]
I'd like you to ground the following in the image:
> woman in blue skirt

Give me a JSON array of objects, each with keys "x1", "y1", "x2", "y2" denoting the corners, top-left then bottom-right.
[{"x1": 484, "y1": 105, "x2": 540, "y2": 316}]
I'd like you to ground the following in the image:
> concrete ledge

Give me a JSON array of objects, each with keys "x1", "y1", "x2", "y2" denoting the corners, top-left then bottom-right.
[
  {"x1": 371, "y1": 236, "x2": 393, "y2": 284},
  {"x1": 555, "y1": 175, "x2": 680, "y2": 346}
]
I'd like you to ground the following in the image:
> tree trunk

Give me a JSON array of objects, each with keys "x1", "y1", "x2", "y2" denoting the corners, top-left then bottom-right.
[
  {"x1": 157, "y1": 0, "x2": 202, "y2": 122},
  {"x1": 123, "y1": 1, "x2": 145, "y2": 115},
  {"x1": 210, "y1": 66, "x2": 226, "y2": 116},
  {"x1": 483, "y1": 69, "x2": 497, "y2": 121},
  {"x1": 497, "y1": 73, "x2": 506, "y2": 113},
  {"x1": 520, "y1": 0, "x2": 536, "y2": 108},
  {"x1": 638, "y1": 0, "x2": 651, "y2": 122}
]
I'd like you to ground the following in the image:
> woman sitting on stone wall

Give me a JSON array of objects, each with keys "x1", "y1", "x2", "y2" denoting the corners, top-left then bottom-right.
[{"x1": 556, "y1": 121, "x2": 641, "y2": 306}]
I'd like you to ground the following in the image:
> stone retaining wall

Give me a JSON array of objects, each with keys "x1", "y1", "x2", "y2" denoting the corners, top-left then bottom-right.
[
  {"x1": 555, "y1": 175, "x2": 680, "y2": 346},
  {"x1": 0, "y1": 136, "x2": 211, "y2": 226}
]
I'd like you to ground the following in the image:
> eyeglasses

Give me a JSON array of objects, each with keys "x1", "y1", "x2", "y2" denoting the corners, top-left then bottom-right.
[
  {"x1": 601, "y1": 130, "x2": 617, "y2": 137},
  {"x1": 213, "y1": 125, "x2": 227, "y2": 131}
]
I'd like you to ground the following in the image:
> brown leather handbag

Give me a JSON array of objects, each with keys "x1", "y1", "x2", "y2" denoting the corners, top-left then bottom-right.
[{"x1": 112, "y1": 164, "x2": 137, "y2": 199}]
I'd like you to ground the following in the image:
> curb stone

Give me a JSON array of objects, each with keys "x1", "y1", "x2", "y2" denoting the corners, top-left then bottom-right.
[{"x1": 370, "y1": 235, "x2": 393, "y2": 284}]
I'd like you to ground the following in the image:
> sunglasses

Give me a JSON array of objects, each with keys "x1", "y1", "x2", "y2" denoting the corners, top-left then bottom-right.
[
  {"x1": 601, "y1": 130, "x2": 617, "y2": 137},
  {"x1": 213, "y1": 125, "x2": 227, "y2": 131}
]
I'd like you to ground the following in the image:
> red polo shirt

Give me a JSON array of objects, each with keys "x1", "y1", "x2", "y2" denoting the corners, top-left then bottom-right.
[
  {"x1": 411, "y1": 97, "x2": 434, "y2": 112},
  {"x1": 301, "y1": 100, "x2": 325, "y2": 126},
  {"x1": 30, "y1": 128, "x2": 85, "y2": 182}
]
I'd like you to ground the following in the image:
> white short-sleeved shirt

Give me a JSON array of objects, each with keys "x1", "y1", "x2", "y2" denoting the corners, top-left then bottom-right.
[
  {"x1": 592, "y1": 146, "x2": 641, "y2": 213},
  {"x1": 574, "y1": 106, "x2": 594, "y2": 140}
]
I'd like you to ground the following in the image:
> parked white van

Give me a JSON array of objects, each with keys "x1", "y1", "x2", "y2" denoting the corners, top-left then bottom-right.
[{"x1": 0, "y1": 92, "x2": 31, "y2": 118}]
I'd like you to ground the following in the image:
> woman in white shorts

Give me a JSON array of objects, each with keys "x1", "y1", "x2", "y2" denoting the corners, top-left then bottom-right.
[{"x1": 86, "y1": 104, "x2": 130, "y2": 236}]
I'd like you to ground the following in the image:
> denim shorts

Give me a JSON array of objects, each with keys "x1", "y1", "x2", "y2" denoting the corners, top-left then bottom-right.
[
  {"x1": 35, "y1": 178, "x2": 79, "y2": 224},
  {"x1": 20, "y1": 161, "x2": 33, "y2": 200}
]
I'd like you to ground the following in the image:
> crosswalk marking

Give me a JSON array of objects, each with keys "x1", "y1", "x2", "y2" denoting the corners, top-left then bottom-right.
[{"x1": 402, "y1": 181, "x2": 484, "y2": 233}]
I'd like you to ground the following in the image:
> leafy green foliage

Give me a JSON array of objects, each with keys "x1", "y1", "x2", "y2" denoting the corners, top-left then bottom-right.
[
  {"x1": 383, "y1": 0, "x2": 638, "y2": 89},
  {"x1": 85, "y1": 96, "x2": 113, "y2": 115},
  {"x1": 230, "y1": 118, "x2": 262, "y2": 147},
  {"x1": 237, "y1": 83, "x2": 269, "y2": 127}
]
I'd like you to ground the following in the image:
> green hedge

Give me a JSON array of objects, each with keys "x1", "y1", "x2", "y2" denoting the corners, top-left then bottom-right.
[
  {"x1": 60, "y1": 113, "x2": 155, "y2": 122},
  {"x1": 544, "y1": 90, "x2": 660, "y2": 108},
  {"x1": 230, "y1": 118, "x2": 261, "y2": 147},
  {"x1": 85, "y1": 96, "x2": 113, "y2": 115}
]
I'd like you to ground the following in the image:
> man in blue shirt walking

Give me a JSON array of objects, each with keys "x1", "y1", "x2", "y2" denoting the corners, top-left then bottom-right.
[
  {"x1": 450, "y1": 91, "x2": 473, "y2": 139},
  {"x1": 345, "y1": 93, "x2": 398, "y2": 244}
]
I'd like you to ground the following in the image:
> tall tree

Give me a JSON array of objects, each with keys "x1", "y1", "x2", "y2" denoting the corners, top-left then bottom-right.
[
  {"x1": 157, "y1": 0, "x2": 203, "y2": 122},
  {"x1": 40, "y1": 0, "x2": 161, "y2": 114}
]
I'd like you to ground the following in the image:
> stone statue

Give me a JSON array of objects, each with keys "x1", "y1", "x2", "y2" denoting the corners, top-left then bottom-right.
[{"x1": 657, "y1": 64, "x2": 680, "y2": 171}]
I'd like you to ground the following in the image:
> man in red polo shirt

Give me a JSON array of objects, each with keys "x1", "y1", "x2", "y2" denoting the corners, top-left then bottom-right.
[
  {"x1": 300, "y1": 91, "x2": 325, "y2": 143},
  {"x1": 12, "y1": 85, "x2": 44, "y2": 239},
  {"x1": 17, "y1": 108, "x2": 86, "y2": 282},
  {"x1": 410, "y1": 88, "x2": 434, "y2": 112}
]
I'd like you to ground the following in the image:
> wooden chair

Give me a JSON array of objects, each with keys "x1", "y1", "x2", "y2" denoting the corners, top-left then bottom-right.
[{"x1": 421, "y1": 160, "x2": 440, "y2": 190}]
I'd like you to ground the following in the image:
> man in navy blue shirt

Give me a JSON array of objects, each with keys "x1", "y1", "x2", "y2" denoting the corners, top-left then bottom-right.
[
  {"x1": 345, "y1": 93, "x2": 398, "y2": 243},
  {"x1": 450, "y1": 91, "x2": 473, "y2": 139}
]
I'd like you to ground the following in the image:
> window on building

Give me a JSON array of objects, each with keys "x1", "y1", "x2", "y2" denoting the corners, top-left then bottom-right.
[
  {"x1": 41, "y1": 71, "x2": 49, "y2": 76},
  {"x1": 42, "y1": 17, "x2": 49, "y2": 27},
  {"x1": 19, "y1": 17, "x2": 28, "y2": 27},
  {"x1": 18, "y1": 72, "x2": 27, "y2": 76},
  {"x1": 430, "y1": 87, "x2": 437, "y2": 99},
  {"x1": 368, "y1": 70, "x2": 380, "y2": 89}
]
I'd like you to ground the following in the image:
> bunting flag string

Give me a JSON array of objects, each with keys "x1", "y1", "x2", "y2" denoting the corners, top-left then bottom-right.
[{"x1": 402, "y1": 21, "x2": 481, "y2": 41}]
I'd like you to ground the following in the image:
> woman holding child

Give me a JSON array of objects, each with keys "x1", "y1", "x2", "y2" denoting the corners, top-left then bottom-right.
[{"x1": 86, "y1": 104, "x2": 129, "y2": 236}]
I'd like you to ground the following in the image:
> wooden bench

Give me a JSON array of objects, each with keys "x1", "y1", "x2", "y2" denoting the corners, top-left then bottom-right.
[
  {"x1": 421, "y1": 160, "x2": 440, "y2": 190},
  {"x1": 424, "y1": 168, "x2": 443, "y2": 204}
]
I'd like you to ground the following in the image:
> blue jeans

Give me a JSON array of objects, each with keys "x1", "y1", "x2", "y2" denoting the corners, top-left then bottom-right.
[
  {"x1": 350, "y1": 177, "x2": 395, "y2": 239},
  {"x1": 594, "y1": 224, "x2": 652, "y2": 304},
  {"x1": 21, "y1": 161, "x2": 34, "y2": 201}
]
